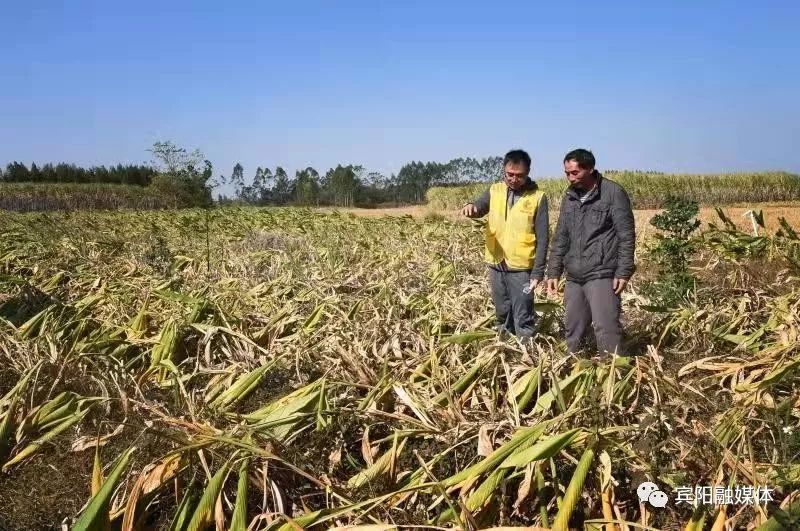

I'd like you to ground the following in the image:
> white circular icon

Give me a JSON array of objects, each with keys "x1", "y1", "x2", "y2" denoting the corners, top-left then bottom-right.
[
  {"x1": 648, "y1": 490, "x2": 669, "y2": 508},
  {"x1": 637, "y1": 481, "x2": 658, "y2": 502},
  {"x1": 637, "y1": 481, "x2": 668, "y2": 508}
]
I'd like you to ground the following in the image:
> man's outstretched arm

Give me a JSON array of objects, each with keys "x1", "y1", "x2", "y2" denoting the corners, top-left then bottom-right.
[{"x1": 462, "y1": 189, "x2": 490, "y2": 217}]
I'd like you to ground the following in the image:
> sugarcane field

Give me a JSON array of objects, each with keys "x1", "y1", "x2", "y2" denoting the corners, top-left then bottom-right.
[
  {"x1": 1, "y1": 189, "x2": 799, "y2": 529},
  {"x1": 3, "y1": 3, "x2": 800, "y2": 530}
]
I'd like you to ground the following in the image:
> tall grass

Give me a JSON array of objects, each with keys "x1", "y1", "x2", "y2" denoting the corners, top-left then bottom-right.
[
  {"x1": 426, "y1": 170, "x2": 800, "y2": 210},
  {"x1": 0, "y1": 182, "x2": 182, "y2": 212}
]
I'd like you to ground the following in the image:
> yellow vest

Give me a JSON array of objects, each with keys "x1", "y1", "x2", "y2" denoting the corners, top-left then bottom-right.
[{"x1": 484, "y1": 182, "x2": 544, "y2": 269}]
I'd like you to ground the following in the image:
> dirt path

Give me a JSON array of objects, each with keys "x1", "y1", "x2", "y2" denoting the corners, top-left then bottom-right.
[{"x1": 317, "y1": 202, "x2": 800, "y2": 232}]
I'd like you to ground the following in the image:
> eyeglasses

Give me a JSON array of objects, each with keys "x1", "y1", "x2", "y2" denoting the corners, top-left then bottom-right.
[{"x1": 505, "y1": 171, "x2": 527, "y2": 180}]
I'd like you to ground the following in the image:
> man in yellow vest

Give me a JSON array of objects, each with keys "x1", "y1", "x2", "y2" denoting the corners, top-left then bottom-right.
[{"x1": 461, "y1": 149, "x2": 549, "y2": 338}]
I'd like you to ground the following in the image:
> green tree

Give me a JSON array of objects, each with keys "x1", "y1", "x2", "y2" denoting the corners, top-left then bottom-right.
[
  {"x1": 294, "y1": 167, "x2": 321, "y2": 205},
  {"x1": 29, "y1": 162, "x2": 42, "y2": 182},
  {"x1": 229, "y1": 163, "x2": 246, "y2": 200},
  {"x1": 396, "y1": 161, "x2": 446, "y2": 203},
  {"x1": 480, "y1": 156, "x2": 503, "y2": 182},
  {"x1": 244, "y1": 166, "x2": 272, "y2": 204},
  {"x1": 148, "y1": 140, "x2": 214, "y2": 207},
  {"x1": 323, "y1": 164, "x2": 361, "y2": 207},
  {"x1": 257, "y1": 167, "x2": 273, "y2": 203},
  {"x1": 149, "y1": 141, "x2": 204, "y2": 175},
  {"x1": 5, "y1": 162, "x2": 30, "y2": 182},
  {"x1": 272, "y1": 167, "x2": 292, "y2": 205},
  {"x1": 249, "y1": 167, "x2": 265, "y2": 203}
]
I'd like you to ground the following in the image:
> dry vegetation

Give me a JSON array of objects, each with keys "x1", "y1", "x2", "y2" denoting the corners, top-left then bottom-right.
[
  {"x1": 0, "y1": 206, "x2": 799, "y2": 530},
  {"x1": 425, "y1": 171, "x2": 800, "y2": 211},
  {"x1": 0, "y1": 182, "x2": 179, "y2": 212}
]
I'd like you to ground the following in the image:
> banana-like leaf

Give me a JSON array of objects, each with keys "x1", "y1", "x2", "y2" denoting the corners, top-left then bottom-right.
[
  {"x1": 209, "y1": 360, "x2": 279, "y2": 411},
  {"x1": 185, "y1": 462, "x2": 231, "y2": 531},
  {"x1": 551, "y1": 445, "x2": 595, "y2": 531},
  {"x1": 230, "y1": 459, "x2": 249, "y2": 531},
  {"x1": 433, "y1": 355, "x2": 495, "y2": 406},
  {"x1": 169, "y1": 488, "x2": 199, "y2": 531},
  {"x1": 443, "y1": 422, "x2": 551, "y2": 488},
  {"x1": 72, "y1": 447, "x2": 135, "y2": 531},
  {"x1": 91, "y1": 444, "x2": 104, "y2": 496},
  {"x1": 441, "y1": 330, "x2": 495, "y2": 345},
  {"x1": 500, "y1": 429, "x2": 582, "y2": 469},
  {"x1": 347, "y1": 438, "x2": 407, "y2": 490},
  {"x1": 0, "y1": 395, "x2": 19, "y2": 465},
  {"x1": 3, "y1": 408, "x2": 90, "y2": 471}
]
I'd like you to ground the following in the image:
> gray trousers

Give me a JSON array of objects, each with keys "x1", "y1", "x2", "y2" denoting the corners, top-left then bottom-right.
[
  {"x1": 489, "y1": 268, "x2": 535, "y2": 337},
  {"x1": 564, "y1": 278, "x2": 624, "y2": 355}
]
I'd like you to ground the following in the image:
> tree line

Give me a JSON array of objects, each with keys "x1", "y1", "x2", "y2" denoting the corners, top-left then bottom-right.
[
  {"x1": 219, "y1": 156, "x2": 504, "y2": 207},
  {"x1": 1, "y1": 162, "x2": 156, "y2": 186},
  {"x1": 2, "y1": 142, "x2": 506, "y2": 208}
]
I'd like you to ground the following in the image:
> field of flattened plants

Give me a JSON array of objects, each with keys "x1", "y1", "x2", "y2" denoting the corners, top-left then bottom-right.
[{"x1": 0, "y1": 206, "x2": 799, "y2": 530}]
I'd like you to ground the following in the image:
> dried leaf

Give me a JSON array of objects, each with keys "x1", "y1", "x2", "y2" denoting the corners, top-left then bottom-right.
[
  {"x1": 362, "y1": 425, "x2": 375, "y2": 466},
  {"x1": 121, "y1": 453, "x2": 185, "y2": 530},
  {"x1": 514, "y1": 463, "x2": 535, "y2": 510},
  {"x1": 91, "y1": 445, "x2": 104, "y2": 497},
  {"x1": 478, "y1": 425, "x2": 493, "y2": 457},
  {"x1": 72, "y1": 424, "x2": 125, "y2": 452},
  {"x1": 214, "y1": 491, "x2": 225, "y2": 530},
  {"x1": 329, "y1": 446, "x2": 342, "y2": 468},
  {"x1": 599, "y1": 450, "x2": 614, "y2": 489}
]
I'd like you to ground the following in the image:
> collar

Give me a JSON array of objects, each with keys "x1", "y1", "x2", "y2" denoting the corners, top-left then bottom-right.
[
  {"x1": 567, "y1": 171, "x2": 602, "y2": 201},
  {"x1": 506, "y1": 178, "x2": 537, "y2": 194}
]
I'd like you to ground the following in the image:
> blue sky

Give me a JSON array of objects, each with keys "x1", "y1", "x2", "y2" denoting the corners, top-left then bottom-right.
[{"x1": 2, "y1": 1, "x2": 798, "y2": 190}]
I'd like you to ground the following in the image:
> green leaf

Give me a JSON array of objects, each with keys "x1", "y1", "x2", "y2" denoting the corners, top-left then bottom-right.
[
  {"x1": 230, "y1": 460, "x2": 249, "y2": 531},
  {"x1": 303, "y1": 304, "x2": 326, "y2": 332},
  {"x1": 185, "y1": 462, "x2": 230, "y2": 531},
  {"x1": 72, "y1": 447, "x2": 135, "y2": 531},
  {"x1": 441, "y1": 330, "x2": 495, "y2": 345},
  {"x1": 0, "y1": 396, "x2": 19, "y2": 465},
  {"x1": 552, "y1": 445, "x2": 595, "y2": 531},
  {"x1": 443, "y1": 422, "x2": 550, "y2": 488},
  {"x1": 500, "y1": 429, "x2": 582, "y2": 469},
  {"x1": 169, "y1": 488, "x2": 199, "y2": 531}
]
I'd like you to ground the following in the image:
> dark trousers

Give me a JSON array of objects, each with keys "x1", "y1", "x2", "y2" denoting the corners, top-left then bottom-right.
[
  {"x1": 489, "y1": 268, "x2": 535, "y2": 337},
  {"x1": 564, "y1": 278, "x2": 624, "y2": 355}
]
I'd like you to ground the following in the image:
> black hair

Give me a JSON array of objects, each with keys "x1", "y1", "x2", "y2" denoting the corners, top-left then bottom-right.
[
  {"x1": 503, "y1": 149, "x2": 531, "y2": 171},
  {"x1": 563, "y1": 148, "x2": 596, "y2": 170}
]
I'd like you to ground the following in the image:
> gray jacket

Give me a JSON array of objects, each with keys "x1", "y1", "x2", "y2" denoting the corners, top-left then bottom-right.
[
  {"x1": 468, "y1": 178, "x2": 550, "y2": 281},
  {"x1": 546, "y1": 172, "x2": 635, "y2": 283}
]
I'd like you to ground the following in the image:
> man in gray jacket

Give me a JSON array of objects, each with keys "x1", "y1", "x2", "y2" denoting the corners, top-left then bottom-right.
[
  {"x1": 462, "y1": 149, "x2": 549, "y2": 338},
  {"x1": 545, "y1": 149, "x2": 635, "y2": 355}
]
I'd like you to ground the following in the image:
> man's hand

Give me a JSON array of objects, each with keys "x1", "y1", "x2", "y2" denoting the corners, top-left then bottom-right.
[
  {"x1": 461, "y1": 203, "x2": 478, "y2": 217},
  {"x1": 546, "y1": 278, "x2": 560, "y2": 298},
  {"x1": 613, "y1": 278, "x2": 628, "y2": 295},
  {"x1": 527, "y1": 278, "x2": 540, "y2": 294}
]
